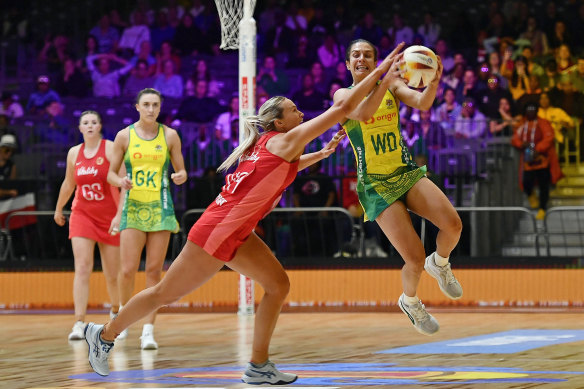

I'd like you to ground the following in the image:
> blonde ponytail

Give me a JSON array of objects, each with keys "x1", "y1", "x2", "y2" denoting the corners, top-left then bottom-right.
[{"x1": 217, "y1": 96, "x2": 286, "y2": 172}]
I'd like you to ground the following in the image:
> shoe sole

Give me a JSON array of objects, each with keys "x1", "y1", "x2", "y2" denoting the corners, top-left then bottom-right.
[
  {"x1": 242, "y1": 376, "x2": 298, "y2": 385},
  {"x1": 84, "y1": 324, "x2": 109, "y2": 376},
  {"x1": 398, "y1": 298, "x2": 439, "y2": 336},
  {"x1": 424, "y1": 257, "x2": 463, "y2": 300},
  {"x1": 141, "y1": 343, "x2": 158, "y2": 350}
]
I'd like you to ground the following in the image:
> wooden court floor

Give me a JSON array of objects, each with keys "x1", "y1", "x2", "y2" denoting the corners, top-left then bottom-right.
[{"x1": 2, "y1": 310, "x2": 584, "y2": 388}]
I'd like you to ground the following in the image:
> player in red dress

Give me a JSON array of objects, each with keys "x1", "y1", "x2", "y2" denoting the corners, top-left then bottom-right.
[
  {"x1": 84, "y1": 45, "x2": 406, "y2": 383},
  {"x1": 54, "y1": 110, "x2": 123, "y2": 341}
]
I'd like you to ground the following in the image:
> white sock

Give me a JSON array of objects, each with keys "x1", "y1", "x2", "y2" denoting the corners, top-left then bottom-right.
[
  {"x1": 402, "y1": 294, "x2": 419, "y2": 305},
  {"x1": 142, "y1": 323, "x2": 154, "y2": 335},
  {"x1": 434, "y1": 252, "x2": 449, "y2": 267}
]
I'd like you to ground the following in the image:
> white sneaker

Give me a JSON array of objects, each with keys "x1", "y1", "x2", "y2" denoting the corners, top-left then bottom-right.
[
  {"x1": 140, "y1": 326, "x2": 158, "y2": 350},
  {"x1": 109, "y1": 311, "x2": 128, "y2": 340},
  {"x1": 398, "y1": 293, "x2": 440, "y2": 336},
  {"x1": 424, "y1": 253, "x2": 463, "y2": 299},
  {"x1": 84, "y1": 322, "x2": 114, "y2": 376},
  {"x1": 68, "y1": 321, "x2": 85, "y2": 341},
  {"x1": 241, "y1": 360, "x2": 298, "y2": 385}
]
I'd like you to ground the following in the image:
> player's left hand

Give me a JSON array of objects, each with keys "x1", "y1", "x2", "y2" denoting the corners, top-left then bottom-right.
[
  {"x1": 321, "y1": 129, "x2": 346, "y2": 158},
  {"x1": 171, "y1": 170, "x2": 187, "y2": 185}
]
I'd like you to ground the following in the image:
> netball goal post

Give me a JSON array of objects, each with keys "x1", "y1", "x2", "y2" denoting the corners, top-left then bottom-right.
[{"x1": 214, "y1": 0, "x2": 257, "y2": 316}]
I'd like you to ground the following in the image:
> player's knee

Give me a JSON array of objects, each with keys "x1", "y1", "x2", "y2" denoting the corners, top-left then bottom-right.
[
  {"x1": 264, "y1": 272, "x2": 290, "y2": 299},
  {"x1": 144, "y1": 267, "x2": 162, "y2": 281},
  {"x1": 443, "y1": 213, "x2": 463, "y2": 237}
]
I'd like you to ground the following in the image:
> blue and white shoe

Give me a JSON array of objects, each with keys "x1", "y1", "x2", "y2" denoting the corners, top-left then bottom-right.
[
  {"x1": 84, "y1": 322, "x2": 114, "y2": 376},
  {"x1": 241, "y1": 360, "x2": 298, "y2": 385}
]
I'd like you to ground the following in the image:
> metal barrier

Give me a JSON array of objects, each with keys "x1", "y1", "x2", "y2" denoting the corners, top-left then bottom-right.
[{"x1": 543, "y1": 207, "x2": 584, "y2": 257}]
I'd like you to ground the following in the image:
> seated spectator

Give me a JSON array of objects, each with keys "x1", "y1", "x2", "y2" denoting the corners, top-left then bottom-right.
[
  {"x1": 477, "y1": 76, "x2": 513, "y2": 118},
  {"x1": 454, "y1": 97, "x2": 487, "y2": 139},
  {"x1": 0, "y1": 92, "x2": 24, "y2": 119},
  {"x1": 86, "y1": 53, "x2": 133, "y2": 98},
  {"x1": 36, "y1": 101, "x2": 72, "y2": 144},
  {"x1": 317, "y1": 33, "x2": 342, "y2": 69},
  {"x1": 568, "y1": 55, "x2": 584, "y2": 93},
  {"x1": 26, "y1": 75, "x2": 61, "y2": 115},
  {"x1": 387, "y1": 13, "x2": 414, "y2": 45},
  {"x1": 487, "y1": 51, "x2": 508, "y2": 89},
  {"x1": 522, "y1": 46, "x2": 544, "y2": 80},
  {"x1": 538, "y1": 92, "x2": 574, "y2": 144},
  {"x1": 332, "y1": 62, "x2": 352, "y2": 88},
  {"x1": 153, "y1": 59, "x2": 183, "y2": 98},
  {"x1": 118, "y1": 10, "x2": 150, "y2": 57},
  {"x1": 55, "y1": 58, "x2": 90, "y2": 98},
  {"x1": 435, "y1": 39, "x2": 455, "y2": 74},
  {"x1": 89, "y1": 14, "x2": 119, "y2": 53},
  {"x1": 441, "y1": 61, "x2": 465, "y2": 91},
  {"x1": 548, "y1": 77, "x2": 584, "y2": 118},
  {"x1": 150, "y1": 10, "x2": 176, "y2": 53},
  {"x1": 309, "y1": 60, "x2": 328, "y2": 94},
  {"x1": 435, "y1": 87, "x2": 460, "y2": 132},
  {"x1": 287, "y1": 33, "x2": 315, "y2": 69},
  {"x1": 455, "y1": 68, "x2": 484, "y2": 104},
  {"x1": 0, "y1": 134, "x2": 18, "y2": 199},
  {"x1": 263, "y1": 9, "x2": 296, "y2": 60},
  {"x1": 77, "y1": 35, "x2": 99, "y2": 75},
  {"x1": 549, "y1": 20, "x2": 572, "y2": 53},
  {"x1": 129, "y1": 40, "x2": 156, "y2": 76},
  {"x1": 354, "y1": 11, "x2": 384, "y2": 46},
  {"x1": 155, "y1": 40, "x2": 181, "y2": 75},
  {"x1": 417, "y1": 108, "x2": 447, "y2": 152},
  {"x1": 417, "y1": 11, "x2": 441, "y2": 48},
  {"x1": 292, "y1": 73, "x2": 327, "y2": 113},
  {"x1": 540, "y1": 58, "x2": 561, "y2": 92},
  {"x1": 175, "y1": 79, "x2": 222, "y2": 123},
  {"x1": 123, "y1": 59, "x2": 155, "y2": 97},
  {"x1": 489, "y1": 97, "x2": 518, "y2": 137},
  {"x1": 173, "y1": 13, "x2": 202, "y2": 56},
  {"x1": 184, "y1": 58, "x2": 219, "y2": 97},
  {"x1": 214, "y1": 95, "x2": 238, "y2": 141},
  {"x1": 257, "y1": 56, "x2": 290, "y2": 97},
  {"x1": 519, "y1": 15, "x2": 549, "y2": 57},
  {"x1": 509, "y1": 55, "x2": 531, "y2": 101},
  {"x1": 555, "y1": 43, "x2": 574, "y2": 73}
]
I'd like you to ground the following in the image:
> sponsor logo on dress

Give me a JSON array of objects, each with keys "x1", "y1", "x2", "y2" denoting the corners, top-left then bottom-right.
[
  {"x1": 96, "y1": 157, "x2": 104, "y2": 165},
  {"x1": 240, "y1": 146, "x2": 260, "y2": 163},
  {"x1": 77, "y1": 166, "x2": 98, "y2": 177}
]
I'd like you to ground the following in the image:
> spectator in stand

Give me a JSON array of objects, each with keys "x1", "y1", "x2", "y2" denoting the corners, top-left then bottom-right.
[
  {"x1": 519, "y1": 15, "x2": 549, "y2": 57},
  {"x1": 55, "y1": 58, "x2": 90, "y2": 98},
  {"x1": 155, "y1": 40, "x2": 181, "y2": 75},
  {"x1": 508, "y1": 55, "x2": 531, "y2": 101},
  {"x1": 176, "y1": 79, "x2": 222, "y2": 123},
  {"x1": 153, "y1": 59, "x2": 183, "y2": 99},
  {"x1": 263, "y1": 9, "x2": 296, "y2": 60},
  {"x1": 26, "y1": 75, "x2": 61, "y2": 115},
  {"x1": 123, "y1": 59, "x2": 155, "y2": 97},
  {"x1": 548, "y1": 20, "x2": 572, "y2": 52},
  {"x1": 548, "y1": 77, "x2": 584, "y2": 119},
  {"x1": 353, "y1": 12, "x2": 384, "y2": 47},
  {"x1": 387, "y1": 13, "x2": 414, "y2": 46},
  {"x1": 184, "y1": 59, "x2": 219, "y2": 98},
  {"x1": 521, "y1": 46, "x2": 544, "y2": 79},
  {"x1": 118, "y1": 10, "x2": 151, "y2": 57},
  {"x1": 333, "y1": 61, "x2": 352, "y2": 87},
  {"x1": 36, "y1": 101, "x2": 72, "y2": 144},
  {"x1": 309, "y1": 60, "x2": 328, "y2": 94},
  {"x1": 86, "y1": 53, "x2": 133, "y2": 98},
  {"x1": 173, "y1": 13, "x2": 202, "y2": 56},
  {"x1": 214, "y1": 95, "x2": 238, "y2": 141},
  {"x1": 257, "y1": 56, "x2": 290, "y2": 97},
  {"x1": 540, "y1": 58, "x2": 561, "y2": 92},
  {"x1": 568, "y1": 55, "x2": 584, "y2": 93},
  {"x1": 538, "y1": 91, "x2": 575, "y2": 145},
  {"x1": 130, "y1": 0, "x2": 156, "y2": 27},
  {"x1": 285, "y1": 1, "x2": 307, "y2": 33},
  {"x1": 89, "y1": 14, "x2": 120, "y2": 54},
  {"x1": 287, "y1": 33, "x2": 315, "y2": 69},
  {"x1": 416, "y1": 108, "x2": 447, "y2": 153},
  {"x1": 478, "y1": 75, "x2": 513, "y2": 118},
  {"x1": 487, "y1": 51, "x2": 508, "y2": 88},
  {"x1": 442, "y1": 61, "x2": 465, "y2": 91},
  {"x1": 555, "y1": 43, "x2": 574, "y2": 73},
  {"x1": 150, "y1": 10, "x2": 176, "y2": 53},
  {"x1": 317, "y1": 33, "x2": 342, "y2": 69},
  {"x1": 455, "y1": 68, "x2": 484, "y2": 104},
  {"x1": 417, "y1": 12, "x2": 440, "y2": 48},
  {"x1": 454, "y1": 97, "x2": 487, "y2": 139},
  {"x1": 77, "y1": 35, "x2": 99, "y2": 75},
  {"x1": 435, "y1": 87, "x2": 460, "y2": 133},
  {"x1": 0, "y1": 92, "x2": 24, "y2": 119},
  {"x1": 0, "y1": 134, "x2": 18, "y2": 199},
  {"x1": 38, "y1": 34, "x2": 72, "y2": 81},
  {"x1": 292, "y1": 73, "x2": 327, "y2": 113},
  {"x1": 512, "y1": 102, "x2": 561, "y2": 220},
  {"x1": 489, "y1": 97, "x2": 517, "y2": 137},
  {"x1": 109, "y1": 9, "x2": 129, "y2": 34},
  {"x1": 129, "y1": 40, "x2": 156, "y2": 77},
  {"x1": 435, "y1": 40, "x2": 455, "y2": 74}
]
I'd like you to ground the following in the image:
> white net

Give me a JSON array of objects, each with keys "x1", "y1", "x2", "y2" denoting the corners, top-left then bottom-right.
[{"x1": 214, "y1": 0, "x2": 256, "y2": 50}]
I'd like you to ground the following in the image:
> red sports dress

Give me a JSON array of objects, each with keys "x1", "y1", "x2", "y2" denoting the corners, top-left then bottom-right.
[
  {"x1": 188, "y1": 131, "x2": 299, "y2": 261},
  {"x1": 69, "y1": 139, "x2": 120, "y2": 246}
]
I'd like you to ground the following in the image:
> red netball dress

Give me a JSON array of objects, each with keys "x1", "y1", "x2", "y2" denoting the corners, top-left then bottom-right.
[
  {"x1": 188, "y1": 131, "x2": 299, "y2": 261},
  {"x1": 69, "y1": 139, "x2": 120, "y2": 246}
]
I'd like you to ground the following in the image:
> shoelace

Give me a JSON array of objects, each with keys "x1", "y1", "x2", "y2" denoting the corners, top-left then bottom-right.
[
  {"x1": 97, "y1": 340, "x2": 113, "y2": 360},
  {"x1": 439, "y1": 263, "x2": 457, "y2": 284},
  {"x1": 407, "y1": 301, "x2": 431, "y2": 323}
]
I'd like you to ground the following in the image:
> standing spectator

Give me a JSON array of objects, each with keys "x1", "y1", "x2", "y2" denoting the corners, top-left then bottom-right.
[
  {"x1": 0, "y1": 92, "x2": 24, "y2": 119},
  {"x1": 123, "y1": 59, "x2": 155, "y2": 97},
  {"x1": 176, "y1": 79, "x2": 222, "y2": 123},
  {"x1": 26, "y1": 75, "x2": 61, "y2": 115},
  {"x1": 292, "y1": 73, "x2": 327, "y2": 113},
  {"x1": 118, "y1": 10, "x2": 151, "y2": 57},
  {"x1": 214, "y1": 95, "x2": 238, "y2": 141},
  {"x1": 86, "y1": 53, "x2": 133, "y2": 98},
  {"x1": 511, "y1": 103, "x2": 561, "y2": 220},
  {"x1": 55, "y1": 58, "x2": 90, "y2": 98},
  {"x1": 454, "y1": 97, "x2": 487, "y2": 139},
  {"x1": 417, "y1": 12, "x2": 441, "y2": 48},
  {"x1": 89, "y1": 14, "x2": 120, "y2": 54},
  {"x1": 153, "y1": 59, "x2": 183, "y2": 99},
  {"x1": 257, "y1": 56, "x2": 290, "y2": 97}
]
